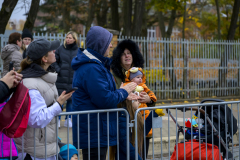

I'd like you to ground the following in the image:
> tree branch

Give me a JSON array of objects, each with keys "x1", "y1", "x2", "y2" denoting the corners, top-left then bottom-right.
[
  {"x1": 0, "y1": 0, "x2": 18, "y2": 34},
  {"x1": 227, "y1": 0, "x2": 240, "y2": 40},
  {"x1": 157, "y1": 11, "x2": 166, "y2": 38},
  {"x1": 23, "y1": 0, "x2": 40, "y2": 32}
]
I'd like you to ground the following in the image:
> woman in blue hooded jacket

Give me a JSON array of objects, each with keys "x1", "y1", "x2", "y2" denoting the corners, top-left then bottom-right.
[{"x1": 71, "y1": 26, "x2": 137, "y2": 160}]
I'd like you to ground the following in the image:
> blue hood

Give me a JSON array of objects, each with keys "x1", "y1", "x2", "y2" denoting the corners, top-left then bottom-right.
[
  {"x1": 59, "y1": 144, "x2": 78, "y2": 160},
  {"x1": 71, "y1": 48, "x2": 112, "y2": 71},
  {"x1": 86, "y1": 26, "x2": 113, "y2": 56}
]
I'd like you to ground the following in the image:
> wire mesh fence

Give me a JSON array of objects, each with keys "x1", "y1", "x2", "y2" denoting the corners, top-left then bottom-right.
[{"x1": 1, "y1": 33, "x2": 240, "y2": 99}]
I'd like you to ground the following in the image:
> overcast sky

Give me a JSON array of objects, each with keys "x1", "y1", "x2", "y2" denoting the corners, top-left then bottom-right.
[{"x1": 0, "y1": 0, "x2": 44, "y2": 21}]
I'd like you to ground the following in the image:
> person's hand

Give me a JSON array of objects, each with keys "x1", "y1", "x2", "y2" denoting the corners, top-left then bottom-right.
[
  {"x1": 13, "y1": 71, "x2": 23, "y2": 87},
  {"x1": 0, "y1": 70, "x2": 22, "y2": 89},
  {"x1": 57, "y1": 91, "x2": 74, "y2": 106},
  {"x1": 120, "y1": 82, "x2": 137, "y2": 94},
  {"x1": 126, "y1": 92, "x2": 140, "y2": 101},
  {"x1": 138, "y1": 91, "x2": 151, "y2": 103}
]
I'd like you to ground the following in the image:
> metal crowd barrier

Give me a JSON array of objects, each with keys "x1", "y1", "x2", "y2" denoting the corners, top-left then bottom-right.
[
  {"x1": 134, "y1": 100, "x2": 240, "y2": 160},
  {"x1": 55, "y1": 108, "x2": 130, "y2": 160},
  {"x1": 5, "y1": 108, "x2": 130, "y2": 160},
  {"x1": 4, "y1": 101, "x2": 240, "y2": 160}
]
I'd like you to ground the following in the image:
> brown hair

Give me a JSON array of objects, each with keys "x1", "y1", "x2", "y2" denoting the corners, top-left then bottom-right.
[
  {"x1": 18, "y1": 53, "x2": 48, "y2": 73},
  {"x1": 110, "y1": 100, "x2": 144, "y2": 160},
  {"x1": 8, "y1": 32, "x2": 21, "y2": 45}
]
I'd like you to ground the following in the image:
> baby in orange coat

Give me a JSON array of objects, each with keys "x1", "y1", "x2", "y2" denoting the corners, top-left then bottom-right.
[{"x1": 124, "y1": 67, "x2": 157, "y2": 137}]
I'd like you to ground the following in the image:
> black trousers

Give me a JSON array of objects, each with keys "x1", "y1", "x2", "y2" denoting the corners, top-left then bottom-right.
[
  {"x1": 82, "y1": 147, "x2": 107, "y2": 160},
  {"x1": 142, "y1": 137, "x2": 151, "y2": 160},
  {"x1": 24, "y1": 154, "x2": 32, "y2": 160}
]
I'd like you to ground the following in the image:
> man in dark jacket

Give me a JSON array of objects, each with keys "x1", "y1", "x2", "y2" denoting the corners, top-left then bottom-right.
[
  {"x1": 0, "y1": 70, "x2": 22, "y2": 103},
  {"x1": 71, "y1": 26, "x2": 137, "y2": 160}
]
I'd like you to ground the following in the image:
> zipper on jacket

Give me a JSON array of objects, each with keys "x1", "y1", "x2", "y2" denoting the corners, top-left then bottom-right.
[{"x1": 69, "y1": 50, "x2": 72, "y2": 84}]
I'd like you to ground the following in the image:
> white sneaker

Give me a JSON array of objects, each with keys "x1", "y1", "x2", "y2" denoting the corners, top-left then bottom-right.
[
  {"x1": 58, "y1": 119, "x2": 61, "y2": 128},
  {"x1": 64, "y1": 118, "x2": 72, "y2": 128}
]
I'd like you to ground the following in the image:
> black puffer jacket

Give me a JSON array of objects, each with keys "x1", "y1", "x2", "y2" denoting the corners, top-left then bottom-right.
[
  {"x1": 0, "y1": 81, "x2": 14, "y2": 103},
  {"x1": 53, "y1": 43, "x2": 78, "y2": 98}
]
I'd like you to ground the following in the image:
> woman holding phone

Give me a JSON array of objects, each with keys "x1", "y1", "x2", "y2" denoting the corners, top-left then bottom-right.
[
  {"x1": 1, "y1": 32, "x2": 23, "y2": 77},
  {"x1": 14, "y1": 39, "x2": 74, "y2": 160}
]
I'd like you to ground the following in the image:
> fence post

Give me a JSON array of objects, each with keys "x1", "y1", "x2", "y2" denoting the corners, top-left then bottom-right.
[
  {"x1": 238, "y1": 39, "x2": 240, "y2": 95},
  {"x1": 183, "y1": 39, "x2": 189, "y2": 98},
  {"x1": 187, "y1": 40, "x2": 189, "y2": 98}
]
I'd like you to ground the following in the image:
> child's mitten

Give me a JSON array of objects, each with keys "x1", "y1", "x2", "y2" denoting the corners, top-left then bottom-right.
[{"x1": 155, "y1": 109, "x2": 165, "y2": 116}]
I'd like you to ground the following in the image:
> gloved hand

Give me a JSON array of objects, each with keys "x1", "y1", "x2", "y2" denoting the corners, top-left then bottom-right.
[{"x1": 155, "y1": 109, "x2": 165, "y2": 116}]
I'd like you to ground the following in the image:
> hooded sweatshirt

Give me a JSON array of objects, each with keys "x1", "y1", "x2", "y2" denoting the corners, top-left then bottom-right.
[
  {"x1": 71, "y1": 26, "x2": 128, "y2": 149},
  {"x1": 1, "y1": 44, "x2": 22, "y2": 77},
  {"x1": 86, "y1": 26, "x2": 113, "y2": 56}
]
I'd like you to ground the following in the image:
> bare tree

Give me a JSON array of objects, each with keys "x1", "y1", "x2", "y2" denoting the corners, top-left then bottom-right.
[
  {"x1": 158, "y1": 10, "x2": 177, "y2": 39},
  {"x1": 158, "y1": 10, "x2": 177, "y2": 98},
  {"x1": 227, "y1": 0, "x2": 240, "y2": 40},
  {"x1": 219, "y1": 0, "x2": 240, "y2": 96},
  {"x1": 215, "y1": 0, "x2": 221, "y2": 40},
  {"x1": 96, "y1": 0, "x2": 109, "y2": 27},
  {"x1": 23, "y1": 0, "x2": 40, "y2": 32},
  {"x1": 62, "y1": 0, "x2": 71, "y2": 33},
  {"x1": 85, "y1": 0, "x2": 97, "y2": 35},
  {"x1": 0, "y1": 0, "x2": 18, "y2": 34},
  {"x1": 110, "y1": 0, "x2": 119, "y2": 31},
  {"x1": 123, "y1": 0, "x2": 132, "y2": 36},
  {"x1": 132, "y1": 0, "x2": 145, "y2": 37}
]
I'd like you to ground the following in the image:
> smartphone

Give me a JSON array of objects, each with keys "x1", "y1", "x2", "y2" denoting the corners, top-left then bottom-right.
[
  {"x1": 9, "y1": 61, "x2": 14, "y2": 71},
  {"x1": 65, "y1": 87, "x2": 78, "y2": 94}
]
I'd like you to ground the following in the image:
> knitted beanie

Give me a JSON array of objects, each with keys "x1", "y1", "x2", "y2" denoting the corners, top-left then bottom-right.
[
  {"x1": 59, "y1": 144, "x2": 78, "y2": 160},
  {"x1": 22, "y1": 29, "x2": 33, "y2": 40},
  {"x1": 129, "y1": 70, "x2": 143, "y2": 80}
]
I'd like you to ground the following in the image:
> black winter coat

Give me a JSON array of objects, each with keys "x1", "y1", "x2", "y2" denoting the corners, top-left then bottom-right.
[
  {"x1": 53, "y1": 43, "x2": 78, "y2": 98},
  {"x1": 0, "y1": 81, "x2": 14, "y2": 103}
]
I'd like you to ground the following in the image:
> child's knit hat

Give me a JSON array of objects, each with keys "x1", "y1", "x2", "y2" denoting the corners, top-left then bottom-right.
[
  {"x1": 125, "y1": 67, "x2": 146, "y2": 84},
  {"x1": 128, "y1": 67, "x2": 143, "y2": 80},
  {"x1": 59, "y1": 143, "x2": 78, "y2": 160}
]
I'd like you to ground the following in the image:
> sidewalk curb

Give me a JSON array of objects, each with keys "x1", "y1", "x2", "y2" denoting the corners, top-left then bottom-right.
[
  {"x1": 150, "y1": 135, "x2": 184, "y2": 144},
  {"x1": 151, "y1": 131, "x2": 239, "y2": 144}
]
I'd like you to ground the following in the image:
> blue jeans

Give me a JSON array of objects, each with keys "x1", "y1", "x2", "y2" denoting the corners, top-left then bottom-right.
[{"x1": 59, "y1": 99, "x2": 72, "y2": 120}]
